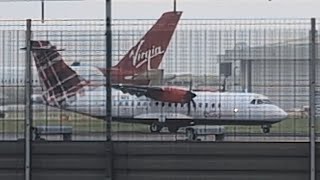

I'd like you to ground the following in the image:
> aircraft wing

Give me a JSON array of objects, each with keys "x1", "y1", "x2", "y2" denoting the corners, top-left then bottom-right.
[{"x1": 113, "y1": 84, "x2": 196, "y2": 104}]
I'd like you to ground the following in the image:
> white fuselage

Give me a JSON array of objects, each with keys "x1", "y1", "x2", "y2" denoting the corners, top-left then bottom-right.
[
  {"x1": 60, "y1": 87, "x2": 288, "y2": 126},
  {"x1": 0, "y1": 66, "x2": 218, "y2": 105}
]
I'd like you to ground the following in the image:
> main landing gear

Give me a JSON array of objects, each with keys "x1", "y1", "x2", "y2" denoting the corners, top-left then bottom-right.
[
  {"x1": 150, "y1": 122, "x2": 163, "y2": 133},
  {"x1": 149, "y1": 122, "x2": 180, "y2": 133},
  {"x1": 261, "y1": 125, "x2": 271, "y2": 134}
]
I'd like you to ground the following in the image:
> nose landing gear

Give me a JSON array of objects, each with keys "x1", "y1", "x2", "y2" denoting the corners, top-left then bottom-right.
[
  {"x1": 261, "y1": 124, "x2": 271, "y2": 134},
  {"x1": 150, "y1": 122, "x2": 163, "y2": 133}
]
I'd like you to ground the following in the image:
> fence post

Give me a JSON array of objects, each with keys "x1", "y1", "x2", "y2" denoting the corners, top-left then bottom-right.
[
  {"x1": 24, "y1": 19, "x2": 33, "y2": 180},
  {"x1": 309, "y1": 17, "x2": 316, "y2": 180},
  {"x1": 105, "y1": 0, "x2": 113, "y2": 180}
]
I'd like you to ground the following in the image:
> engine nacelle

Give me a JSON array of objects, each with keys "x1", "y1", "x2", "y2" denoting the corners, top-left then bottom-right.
[{"x1": 147, "y1": 87, "x2": 196, "y2": 104}]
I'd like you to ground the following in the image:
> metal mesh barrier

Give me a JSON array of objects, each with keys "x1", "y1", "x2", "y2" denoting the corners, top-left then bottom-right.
[{"x1": 0, "y1": 18, "x2": 315, "y2": 142}]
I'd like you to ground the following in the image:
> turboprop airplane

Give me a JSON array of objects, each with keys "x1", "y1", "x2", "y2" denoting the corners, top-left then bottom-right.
[
  {"x1": 0, "y1": 40, "x2": 288, "y2": 134},
  {"x1": 0, "y1": 11, "x2": 182, "y2": 105}
]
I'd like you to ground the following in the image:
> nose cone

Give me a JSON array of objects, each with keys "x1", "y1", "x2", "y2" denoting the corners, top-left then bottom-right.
[{"x1": 279, "y1": 109, "x2": 288, "y2": 120}]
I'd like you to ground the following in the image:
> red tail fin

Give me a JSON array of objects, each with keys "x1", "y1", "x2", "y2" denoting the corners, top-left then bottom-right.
[
  {"x1": 114, "y1": 11, "x2": 182, "y2": 74},
  {"x1": 31, "y1": 40, "x2": 88, "y2": 107}
]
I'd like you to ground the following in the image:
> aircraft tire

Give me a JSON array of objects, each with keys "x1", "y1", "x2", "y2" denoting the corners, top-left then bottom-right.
[
  {"x1": 262, "y1": 127, "x2": 270, "y2": 134},
  {"x1": 150, "y1": 122, "x2": 162, "y2": 133}
]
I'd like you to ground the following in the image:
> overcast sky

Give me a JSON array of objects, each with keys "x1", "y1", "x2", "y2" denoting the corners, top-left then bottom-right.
[{"x1": 0, "y1": 0, "x2": 319, "y2": 20}]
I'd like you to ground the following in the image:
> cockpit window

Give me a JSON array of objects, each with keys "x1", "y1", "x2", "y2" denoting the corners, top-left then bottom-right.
[
  {"x1": 261, "y1": 99, "x2": 272, "y2": 104},
  {"x1": 250, "y1": 99, "x2": 256, "y2": 104},
  {"x1": 251, "y1": 99, "x2": 272, "y2": 105},
  {"x1": 257, "y1": 99, "x2": 263, "y2": 104}
]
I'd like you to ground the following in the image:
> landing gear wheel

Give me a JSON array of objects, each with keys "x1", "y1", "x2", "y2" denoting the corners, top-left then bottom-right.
[
  {"x1": 150, "y1": 122, "x2": 163, "y2": 133},
  {"x1": 261, "y1": 125, "x2": 271, "y2": 134},
  {"x1": 262, "y1": 127, "x2": 270, "y2": 134},
  {"x1": 168, "y1": 126, "x2": 179, "y2": 133}
]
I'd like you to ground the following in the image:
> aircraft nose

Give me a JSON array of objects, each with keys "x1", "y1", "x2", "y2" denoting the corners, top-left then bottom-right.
[{"x1": 279, "y1": 109, "x2": 288, "y2": 120}]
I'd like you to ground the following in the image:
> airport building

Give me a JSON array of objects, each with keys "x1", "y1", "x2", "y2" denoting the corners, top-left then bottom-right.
[{"x1": 219, "y1": 37, "x2": 311, "y2": 111}]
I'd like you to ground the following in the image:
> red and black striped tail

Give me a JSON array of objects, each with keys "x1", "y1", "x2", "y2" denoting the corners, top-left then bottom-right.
[{"x1": 31, "y1": 40, "x2": 88, "y2": 107}]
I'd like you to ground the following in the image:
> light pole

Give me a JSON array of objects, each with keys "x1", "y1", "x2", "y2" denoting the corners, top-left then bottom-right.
[{"x1": 105, "y1": 1, "x2": 113, "y2": 180}]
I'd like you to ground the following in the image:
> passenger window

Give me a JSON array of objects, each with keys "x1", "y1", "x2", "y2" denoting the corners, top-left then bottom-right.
[
  {"x1": 168, "y1": 103, "x2": 172, "y2": 107},
  {"x1": 155, "y1": 102, "x2": 159, "y2": 106},
  {"x1": 143, "y1": 102, "x2": 147, "y2": 106},
  {"x1": 162, "y1": 102, "x2": 165, "y2": 107},
  {"x1": 181, "y1": 103, "x2": 184, "y2": 108},
  {"x1": 212, "y1": 103, "x2": 215, "y2": 108},
  {"x1": 257, "y1": 99, "x2": 263, "y2": 104},
  {"x1": 125, "y1": 101, "x2": 129, "y2": 106},
  {"x1": 137, "y1": 102, "x2": 141, "y2": 106},
  {"x1": 174, "y1": 103, "x2": 178, "y2": 107},
  {"x1": 205, "y1": 103, "x2": 208, "y2": 108}
]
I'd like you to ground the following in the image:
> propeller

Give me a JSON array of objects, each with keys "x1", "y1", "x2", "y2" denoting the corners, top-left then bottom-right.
[{"x1": 187, "y1": 79, "x2": 196, "y2": 115}]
